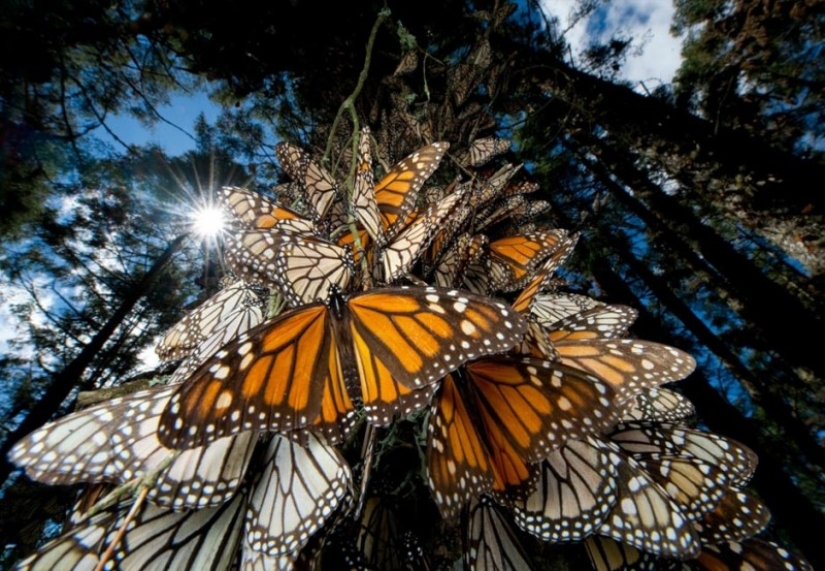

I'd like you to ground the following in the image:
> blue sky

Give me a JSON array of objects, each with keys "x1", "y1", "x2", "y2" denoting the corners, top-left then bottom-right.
[
  {"x1": 92, "y1": 90, "x2": 223, "y2": 156},
  {"x1": 541, "y1": 0, "x2": 683, "y2": 90}
]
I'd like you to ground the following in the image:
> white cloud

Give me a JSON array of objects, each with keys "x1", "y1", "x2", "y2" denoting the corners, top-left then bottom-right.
[{"x1": 540, "y1": 0, "x2": 684, "y2": 89}]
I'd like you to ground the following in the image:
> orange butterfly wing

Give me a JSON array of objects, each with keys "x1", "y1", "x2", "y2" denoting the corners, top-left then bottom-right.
[
  {"x1": 427, "y1": 373, "x2": 496, "y2": 520},
  {"x1": 158, "y1": 304, "x2": 333, "y2": 449},
  {"x1": 375, "y1": 142, "x2": 449, "y2": 239}
]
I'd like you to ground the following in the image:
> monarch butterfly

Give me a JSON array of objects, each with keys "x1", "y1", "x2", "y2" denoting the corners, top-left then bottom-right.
[
  {"x1": 426, "y1": 357, "x2": 616, "y2": 519},
  {"x1": 375, "y1": 188, "x2": 468, "y2": 283},
  {"x1": 433, "y1": 233, "x2": 488, "y2": 289},
  {"x1": 530, "y1": 292, "x2": 603, "y2": 326},
  {"x1": 226, "y1": 231, "x2": 354, "y2": 307},
  {"x1": 510, "y1": 235, "x2": 580, "y2": 316},
  {"x1": 158, "y1": 285, "x2": 526, "y2": 450},
  {"x1": 596, "y1": 452, "x2": 699, "y2": 558},
  {"x1": 458, "y1": 137, "x2": 511, "y2": 168},
  {"x1": 14, "y1": 490, "x2": 247, "y2": 571},
  {"x1": 393, "y1": 50, "x2": 418, "y2": 76},
  {"x1": 486, "y1": 230, "x2": 571, "y2": 292},
  {"x1": 474, "y1": 195, "x2": 526, "y2": 232},
  {"x1": 518, "y1": 430, "x2": 717, "y2": 558},
  {"x1": 245, "y1": 433, "x2": 351, "y2": 557},
  {"x1": 509, "y1": 199, "x2": 551, "y2": 226},
  {"x1": 219, "y1": 186, "x2": 316, "y2": 234},
  {"x1": 463, "y1": 496, "x2": 532, "y2": 571},
  {"x1": 352, "y1": 127, "x2": 385, "y2": 247},
  {"x1": 8, "y1": 385, "x2": 257, "y2": 510},
  {"x1": 447, "y1": 62, "x2": 478, "y2": 107},
  {"x1": 511, "y1": 435, "x2": 621, "y2": 543},
  {"x1": 156, "y1": 278, "x2": 268, "y2": 364},
  {"x1": 229, "y1": 187, "x2": 468, "y2": 298},
  {"x1": 275, "y1": 142, "x2": 340, "y2": 222},
  {"x1": 607, "y1": 422, "x2": 758, "y2": 488},
  {"x1": 630, "y1": 453, "x2": 729, "y2": 520},
  {"x1": 692, "y1": 537, "x2": 813, "y2": 571},
  {"x1": 619, "y1": 387, "x2": 696, "y2": 423},
  {"x1": 369, "y1": 139, "x2": 450, "y2": 241},
  {"x1": 545, "y1": 304, "x2": 638, "y2": 342},
  {"x1": 347, "y1": 133, "x2": 456, "y2": 281},
  {"x1": 583, "y1": 536, "x2": 665, "y2": 571},
  {"x1": 471, "y1": 164, "x2": 523, "y2": 210},
  {"x1": 693, "y1": 489, "x2": 770, "y2": 544},
  {"x1": 420, "y1": 180, "x2": 475, "y2": 274},
  {"x1": 554, "y1": 338, "x2": 696, "y2": 405}
]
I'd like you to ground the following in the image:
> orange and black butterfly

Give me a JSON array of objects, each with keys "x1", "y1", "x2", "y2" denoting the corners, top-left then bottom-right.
[
  {"x1": 551, "y1": 323, "x2": 696, "y2": 405},
  {"x1": 158, "y1": 286, "x2": 527, "y2": 450},
  {"x1": 220, "y1": 186, "x2": 316, "y2": 235},
  {"x1": 583, "y1": 536, "x2": 666, "y2": 571},
  {"x1": 693, "y1": 489, "x2": 770, "y2": 544},
  {"x1": 458, "y1": 137, "x2": 511, "y2": 168},
  {"x1": 156, "y1": 277, "x2": 268, "y2": 366},
  {"x1": 691, "y1": 537, "x2": 813, "y2": 571},
  {"x1": 275, "y1": 142, "x2": 340, "y2": 222},
  {"x1": 346, "y1": 130, "x2": 456, "y2": 282},
  {"x1": 486, "y1": 230, "x2": 571, "y2": 293},
  {"x1": 463, "y1": 496, "x2": 532, "y2": 571},
  {"x1": 426, "y1": 356, "x2": 616, "y2": 519}
]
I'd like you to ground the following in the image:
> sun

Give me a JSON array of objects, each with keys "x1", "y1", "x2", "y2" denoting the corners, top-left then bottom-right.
[{"x1": 190, "y1": 205, "x2": 227, "y2": 238}]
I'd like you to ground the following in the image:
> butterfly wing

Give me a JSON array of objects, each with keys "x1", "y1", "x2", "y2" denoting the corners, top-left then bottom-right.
[
  {"x1": 427, "y1": 373, "x2": 497, "y2": 520},
  {"x1": 15, "y1": 493, "x2": 247, "y2": 571},
  {"x1": 583, "y1": 536, "x2": 667, "y2": 571},
  {"x1": 245, "y1": 433, "x2": 351, "y2": 556},
  {"x1": 460, "y1": 137, "x2": 511, "y2": 168},
  {"x1": 157, "y1": 279, "x2": 267, "y2": 364},
  {"x1": 228, "y1": 231, "x2": 352, "y2": 306},
  {"x1": 487, "y1": 231, "x2": 569, "y2": 292},
  {"x1": 548, "y1": 305, "x2": 638, "y2": 342},
  {"x1": 597, "y1": 454, "x2": 699, "y2": 558},
  {"x1": 375, "y1": 142, "x2": 449, "y2": 240},
  {"x1": 378, "y1": 187, "x2": 466, "y2": 282},
  {"x1": 608, "y1": 422, "x2": 758, "y2": 488},
  {"x1": 220, "y1": 187, "x2": 315, "y2": 233},
  {"x1": 695, "y1": 538, "x2": 813, "y2": 571},
  {"x1": 512, "y1": 435, "x2": 620, "y2": 543},
  {"x1": 275, "y1": 142, "x2": 339, "y2": 221},
  {"x1": 619, "y1": 388, "x2": 696, "y2": 422},
  {"x1": 9, "y1": 386, "x2": 256, "y2": 510},
  {"x1": 352, "y1": 126, "x2": 384, "y2": 246},
  {"x1": 464, "y1": 496, "x2": 532, "y2": 571},
  {"x1": 158, "y1": 303, "x2": 333, "y2": 449},
  {"x1": 554, "y1": 339, "x2": 696, "y2": 404},
  {"x1": 464, "y1": 357, "x2": 616, "y2": 462},
  {"x1": 693, "y1": 489, "x2": 770, "y2": 544},
  {"x1": 347, "y1": 286, "x2": 526, "y2": 390}
]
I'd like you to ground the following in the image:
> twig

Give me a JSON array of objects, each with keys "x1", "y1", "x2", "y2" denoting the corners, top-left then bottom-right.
[
  {"x1": 93, "y1": 486, "x2": 150, "y2": 571},
  {"x1": 323, "y1": 7, "x2": 391, "y2": 164}
]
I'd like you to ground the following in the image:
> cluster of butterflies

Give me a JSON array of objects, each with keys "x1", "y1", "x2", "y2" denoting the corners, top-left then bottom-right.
[{"x1": 9, "y1": 131, "x2": 812, "y2": 570}]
